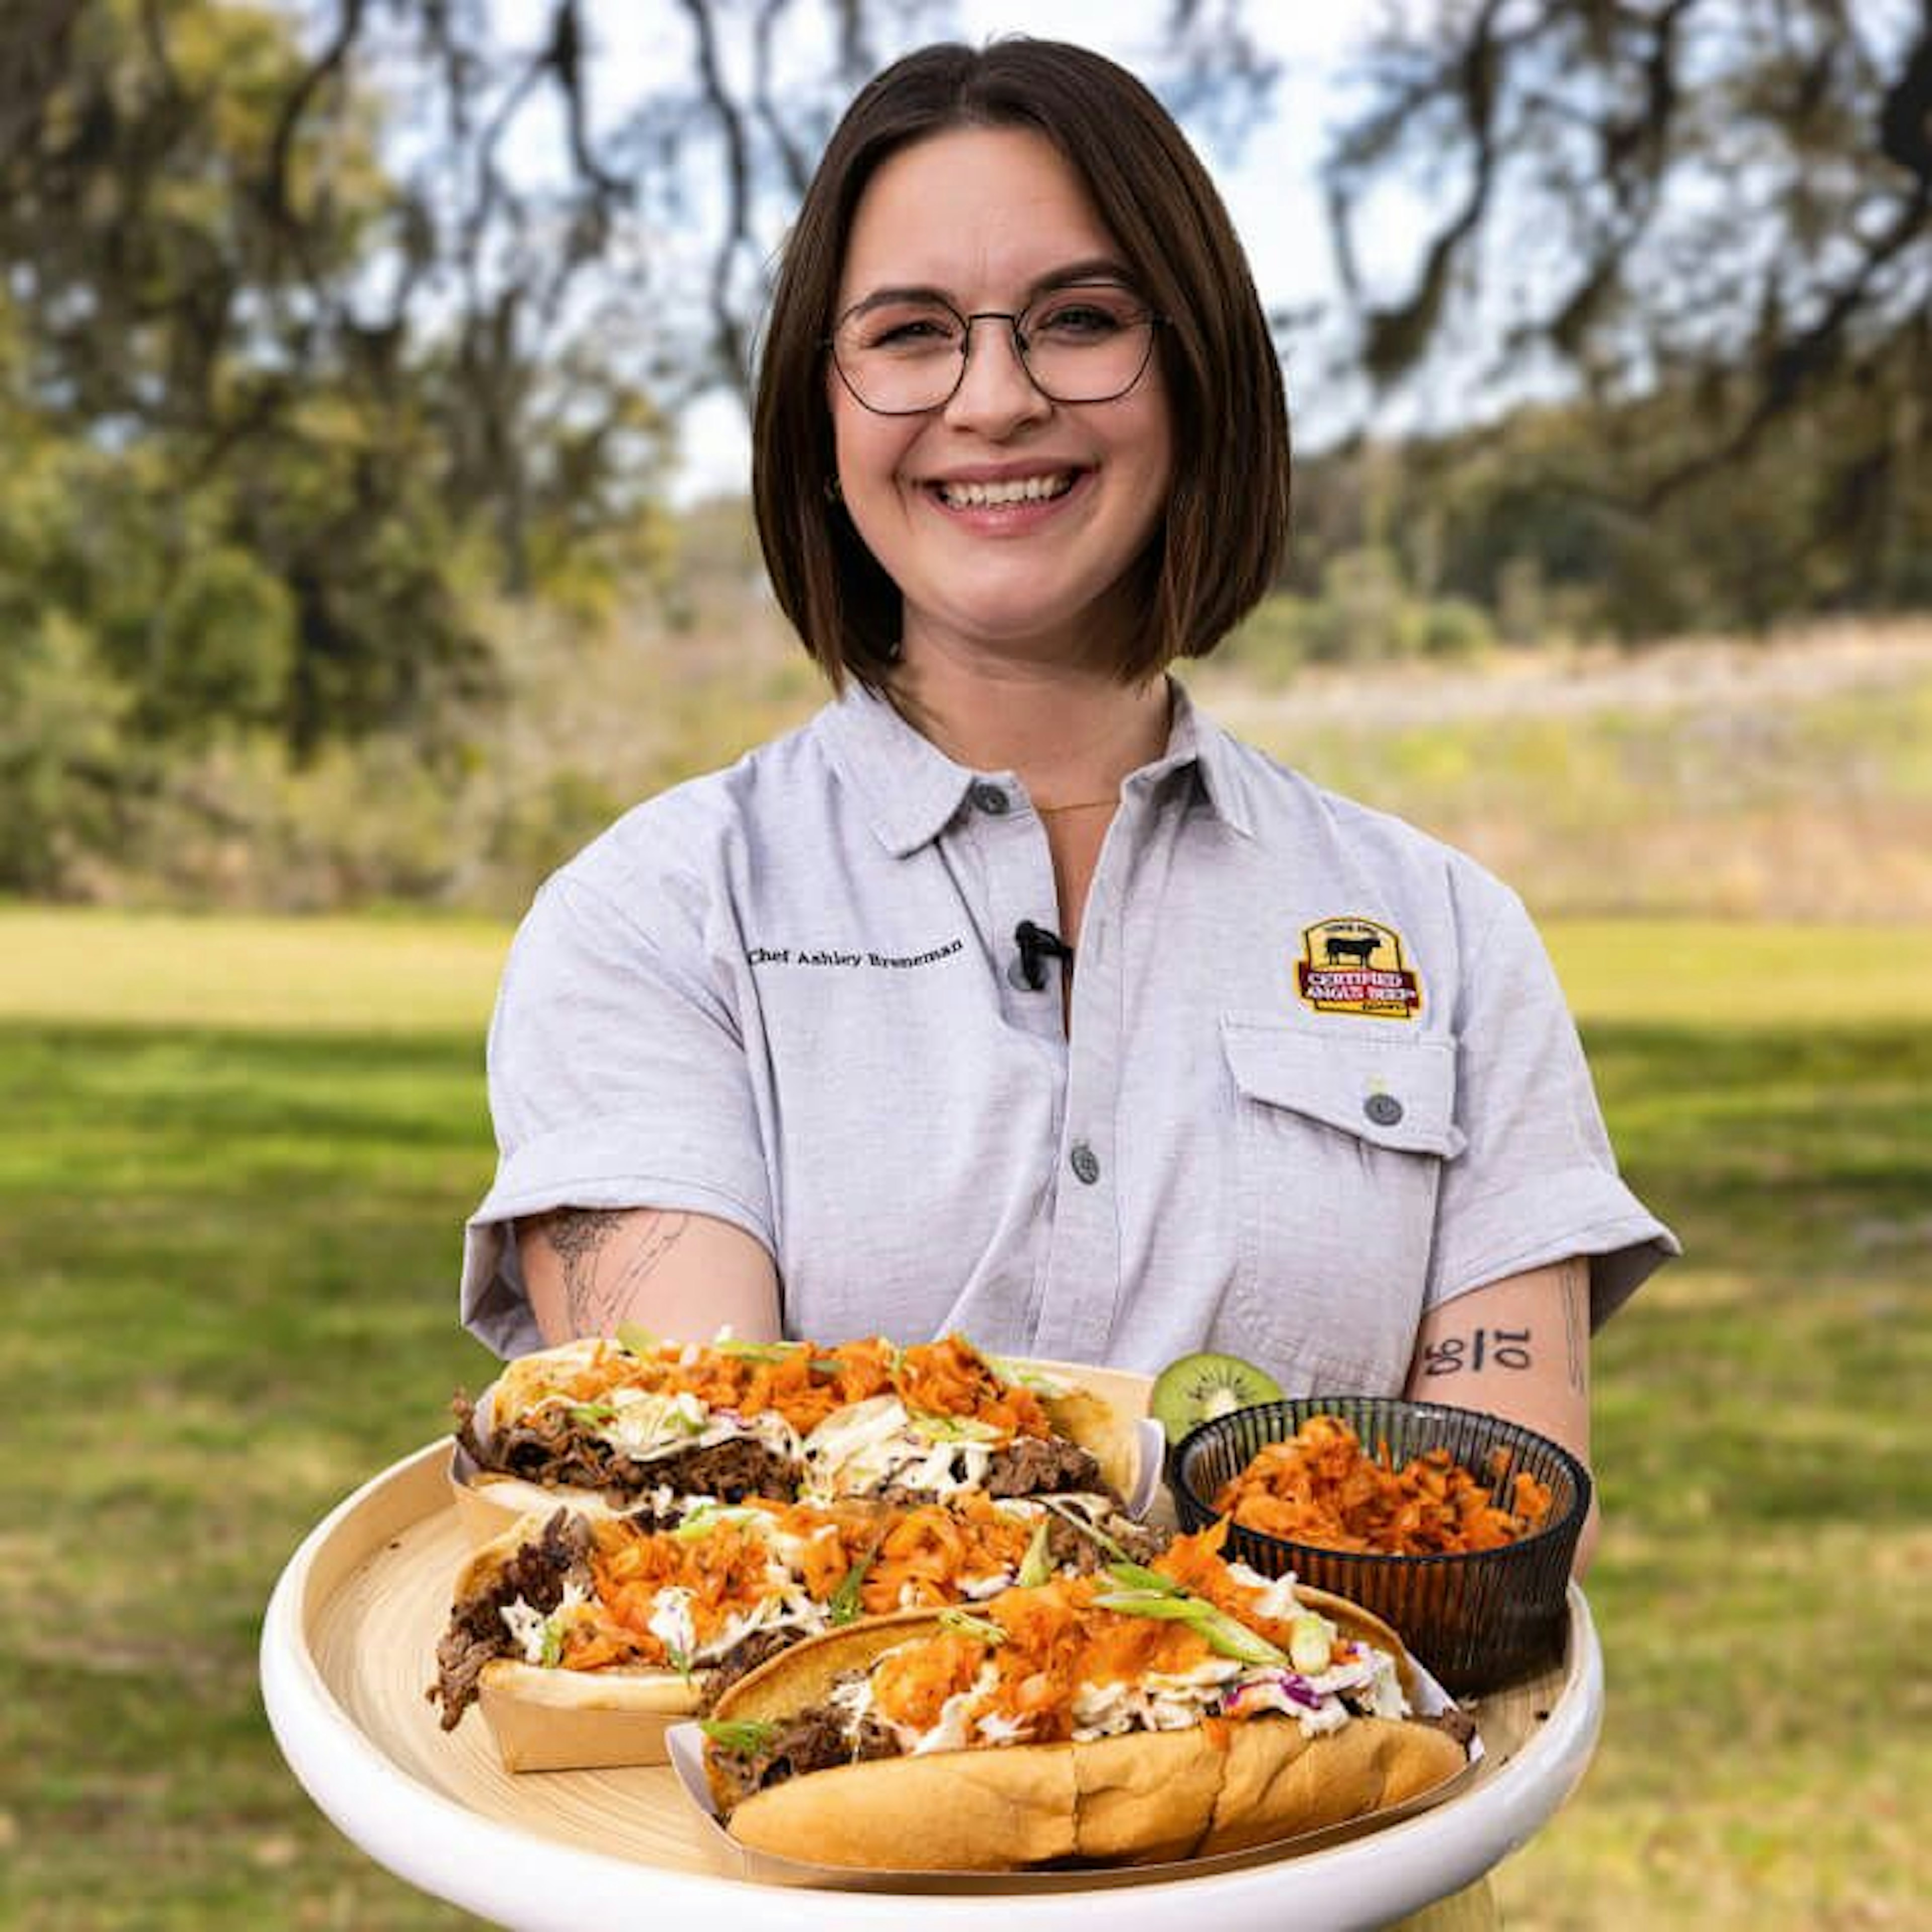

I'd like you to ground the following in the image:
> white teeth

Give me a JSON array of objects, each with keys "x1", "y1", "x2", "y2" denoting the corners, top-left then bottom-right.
[{"x1": 936, "y1": 473, "x2": 1075, "y2": 508}]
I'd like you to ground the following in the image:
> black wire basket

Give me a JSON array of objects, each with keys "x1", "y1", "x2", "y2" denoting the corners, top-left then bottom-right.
[{"x1": 1169, "y1": 1396, "x2": 1591, "y2": 1695}]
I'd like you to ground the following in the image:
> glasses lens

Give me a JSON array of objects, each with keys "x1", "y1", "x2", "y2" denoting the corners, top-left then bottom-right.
[
  {"x1": 833, "y1": 298, "x2": 968, "y2": 415},
  {"x1": 833, "y1": 285, "x2": 1156, "y2": 414},
  {"x1": 1019, "y1": 286, "x2": 1156, "y2": 403}
]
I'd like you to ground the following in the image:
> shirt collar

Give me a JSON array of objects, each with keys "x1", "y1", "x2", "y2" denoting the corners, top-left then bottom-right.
[
  {"x1": 819, "y1": 684, "x2": 980, "y2": 858},
  {"x1": 819, "y1": 676, "x2": 1255, "y2": 859},
  {"x1": 1133, "y1": 681, "x2": 1256, "y2": 840}
]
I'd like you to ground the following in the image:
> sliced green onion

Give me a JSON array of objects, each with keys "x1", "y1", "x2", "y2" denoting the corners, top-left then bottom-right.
[
  {"x1": 1090, "y1": 1591, "x2": 1287, "y2": 1668},
  {"x1": 986, "y1": 1354, "x2": 1068, "y2": 1393},
  {"x1": 699, "y1": 1717, "x2": 778, "y2": 1755},
  {"x1": 1289, "y1": 1614, "x2": 1336, "y2": 1676},
  {"x1": 828, "y1": 1552, "x2": 874, "y2": 1625},
  {"x1": 937, "y1": 1609, "x2": 1008, "y2": 1645},
  {"x1": 908, "y1": 1409, "x2": 1004, "y2": 1444},
  {"x1": 1018, "y1": 1518, "x2": 1053, "y2": 1588},
  {"x1": 1090, "y1": 1590, "x2": 1197, "y2": 1620},
  {"x1": 1039, "y1": 1496, "x2": 1129, "y2": 1560},
  {"x1": 1104, "y1": 1559, "x2": 1181, "y2": 1596},
  {"x1": 672, "y1": 1504, "x2": 760, "y2": 1541},
  {"x1": 539, "y1": 1621, "x2": 565, "y2": 1668},
  {"x1": 614, "y1": 1322, "x2": 659, "y2": 1357},
  {"x1": 567, "y1": 1401, "x2": 618, "y2": 1426},
  {"x1": 716, "y1": 1338, "x2": 806, "y2": 1361}
]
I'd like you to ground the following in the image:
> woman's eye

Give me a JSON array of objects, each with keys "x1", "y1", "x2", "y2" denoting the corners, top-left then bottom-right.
[
  {"x1": 865, "y1": 314, "x2": 958, "y2": 351},
  {"x1": 1033, "y1": 301, "x2": 1132, "y2": 339}
]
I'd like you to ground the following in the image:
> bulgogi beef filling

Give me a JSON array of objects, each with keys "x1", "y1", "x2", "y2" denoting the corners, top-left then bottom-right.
[
  {"x1": 1041, "y1": 1510, "x2": 1171, "y2": 1573},
  {"x1": 650, "y1": 1436, "x2": 802, "y2": 1505},
  {"x1": 429, "y1": 1509, "x2": 594, "y2": 1729},
  {"x1": 454, "y1": 1388, "x2": 801, "y2": 1506},
  {"x1": 709, "y1": 1681, "x2": 902, "y2": 1809},
  {"x1": 1416, "y1": 1706, "x2": 1479, "y2": 1748},
  {"x1": 983, "y1": 1436, "x2": 1111, "y2": 1499},
  {"x1": 698, "y1": 1626, "x2": 807, "y2": 1707},
  {"x1": 623, "y1": 1494, "x2": 689, "y2": 1536}
]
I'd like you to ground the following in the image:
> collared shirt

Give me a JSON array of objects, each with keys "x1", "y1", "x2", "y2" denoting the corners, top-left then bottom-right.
[{"x1": 461, "y1": 683, "x2": 1676, "y2": 1382}]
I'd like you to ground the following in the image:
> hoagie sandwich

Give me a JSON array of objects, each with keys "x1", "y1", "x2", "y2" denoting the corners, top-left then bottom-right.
[
  {"x1": 429, "y1": 1489, "x2": 1171, "y2": 1765},
  {"x1": 699, "y1": 1521, "x2": 1474, "y2": 1870},
  {"x1": 452, "y1": 1331, "x2": 1136, "y2": 1532}
]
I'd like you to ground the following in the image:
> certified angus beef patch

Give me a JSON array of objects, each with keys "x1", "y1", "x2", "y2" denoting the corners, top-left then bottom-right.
[{"x1": 1296, "y1": 917, "x2": 1422, "y2": 1020}]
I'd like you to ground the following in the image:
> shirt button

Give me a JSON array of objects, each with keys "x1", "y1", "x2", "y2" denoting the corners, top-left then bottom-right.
[
  {"x1": 1364, "y1": 1093, "x2": 1404, "y2": 1127},
  {"x1": 1070, "y1": 1143, "x2": 1101, "y2": 1185},
  {"x1": 969, "y1": 781, "x2": 1010, "y2": 816}
]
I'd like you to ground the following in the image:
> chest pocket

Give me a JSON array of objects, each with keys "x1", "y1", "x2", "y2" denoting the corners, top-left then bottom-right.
[{"x1": 1211, "y1": 1013, "x2": 1464, "y2": 1397}]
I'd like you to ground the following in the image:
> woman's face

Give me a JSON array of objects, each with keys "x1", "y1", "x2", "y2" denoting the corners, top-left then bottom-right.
[{"x1": 829, "y1": 125, "x2": 1173, "y2": 673}]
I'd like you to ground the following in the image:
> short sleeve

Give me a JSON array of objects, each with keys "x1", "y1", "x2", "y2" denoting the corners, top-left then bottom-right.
[
  {"x1": 1426, "y1": 887, "x2": 1678, "y2": 1327},
  {"x1": 459, "y1": 866, "x2": 773, "y2": 1358}
]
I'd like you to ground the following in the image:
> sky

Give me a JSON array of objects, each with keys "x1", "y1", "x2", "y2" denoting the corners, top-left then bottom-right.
[{"x1": 662, "y1": 3, "x2": 1386, "y2": 501}]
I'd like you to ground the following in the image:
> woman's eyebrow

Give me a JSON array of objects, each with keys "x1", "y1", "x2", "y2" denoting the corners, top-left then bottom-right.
[
  {"x1": 839, "y1": 259, "x2": 1137, "y2": 316},
  {"x1": 1027, "y1": 257, "x2": 1135, "y2": 294}
]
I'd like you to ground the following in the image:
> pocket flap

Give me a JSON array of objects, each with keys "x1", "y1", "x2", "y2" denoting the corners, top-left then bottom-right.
[{"x1": 1221, "y1": 1015, "x2": 1465, "y2": 1157}]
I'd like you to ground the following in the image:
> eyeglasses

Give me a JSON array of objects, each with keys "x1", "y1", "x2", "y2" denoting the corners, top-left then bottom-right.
[{"x1": 827, "y1": 283, "x2": 1164, "y2": 417}]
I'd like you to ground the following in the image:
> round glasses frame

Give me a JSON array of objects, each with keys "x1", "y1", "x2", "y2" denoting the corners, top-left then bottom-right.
[{"x1": 825, "y1": 291, "x2": 1167, "y2": 417}]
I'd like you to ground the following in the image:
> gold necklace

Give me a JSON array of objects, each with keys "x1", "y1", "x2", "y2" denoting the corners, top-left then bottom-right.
[{"x1": 1035, "y1": 797, "x2": 1116, "y2": 815}]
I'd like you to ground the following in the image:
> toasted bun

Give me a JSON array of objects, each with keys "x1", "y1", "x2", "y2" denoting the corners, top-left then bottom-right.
[
  {"x1": 487, "y1": 1336, "x2": 616, "y2": 1418},
  {"x1": 707, "y1": 1603, "x2": 1467, "y2": 1871},
  {"x1": 450, "y1": 1467, "x2": 621, "y2": 1546},
  {"x1": 1041, "y1": 1385, "x2": 1139, "y2": 1501},
  {"x1": 475, "y1": 1659, "x2": 698, "y2": 1772}
]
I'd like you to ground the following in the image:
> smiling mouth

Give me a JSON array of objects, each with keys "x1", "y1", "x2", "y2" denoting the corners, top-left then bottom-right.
[{"x1": 931, "y1": 472, "x2": 1080, "y2": 509}]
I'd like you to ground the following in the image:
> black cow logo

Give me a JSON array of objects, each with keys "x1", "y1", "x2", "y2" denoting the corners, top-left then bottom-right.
[{"x1": 1323, "y1": 933, "x2": 1381, "y2": 965}]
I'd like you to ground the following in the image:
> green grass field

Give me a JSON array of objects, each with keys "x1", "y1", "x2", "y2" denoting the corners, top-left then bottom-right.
[{"x1": 1, "y1": 909, "x2": 1925, "y2": 1929}]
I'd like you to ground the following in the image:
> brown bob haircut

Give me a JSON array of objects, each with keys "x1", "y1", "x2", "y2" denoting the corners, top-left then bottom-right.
[{"x1": 753, "y1": 37, "x2": 1291, "y2": 691}]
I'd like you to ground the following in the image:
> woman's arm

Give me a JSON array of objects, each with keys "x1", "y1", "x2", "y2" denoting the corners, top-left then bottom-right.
[
  {"x1": 1402, "y1": 1256, "x2": 1599, "y2": 1575},
  {"x1": 517, "y1": 1207, "x2": 781, "y2": 1348}
]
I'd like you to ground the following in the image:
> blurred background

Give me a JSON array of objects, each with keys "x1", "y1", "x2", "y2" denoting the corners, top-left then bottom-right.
[{"x1": 2, "y1": 2, "x2": 1926, "y2": 1926}]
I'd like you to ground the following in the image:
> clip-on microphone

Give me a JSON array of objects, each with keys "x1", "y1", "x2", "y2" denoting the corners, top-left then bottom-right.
[{"x1": 1012, "y1": 918, "x2": 1074, "y2": 991}]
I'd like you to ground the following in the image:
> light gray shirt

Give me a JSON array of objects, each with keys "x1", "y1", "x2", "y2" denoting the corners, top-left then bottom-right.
[{"x1": 462, "y1": 683, "x2": 1676, "y2": 1385}]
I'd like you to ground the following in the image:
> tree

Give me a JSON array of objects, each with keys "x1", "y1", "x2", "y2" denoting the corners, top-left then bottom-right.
[
  {"x1": 1323, "y1": 0, "x2": 1932, "y2": 522},
  {"x1": 0, "y1": 2, "x2": 1271, "y2": 758}
]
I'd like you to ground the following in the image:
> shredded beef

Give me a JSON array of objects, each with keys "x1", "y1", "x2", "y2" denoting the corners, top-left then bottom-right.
[
  {"x1": 472, "y1": 1399, "x2": 801, "y2": 1507},
  {"x1": 698, "y1": 1626, "x2": 806, "y2": 1707},
  {"x1": 982, "y1": 1436, "x2": 1112, "y2": 1499},
  {"x1": 710, "y1": 1684, "x2": 904, "y2": 1809},
  {"x1": 450, "y1": 1390, "x2": 488, "y2": 1467},
  {"x1": 623, "y1": 1494, "x2": 689, "y2": 1536},
  {"x1": 1042, "y1": 1509, "x2": 1171, "y2": 1573},
  {"x1": 1416, "y1": 1706, "x2": 1479, "y2": 1748},
  {"x1": 427, "y1": 1509, "x2": 594, "y2": 1730},
  {"x1": 650, "y1": 1436, "x2": 801, "y2": 1504}
]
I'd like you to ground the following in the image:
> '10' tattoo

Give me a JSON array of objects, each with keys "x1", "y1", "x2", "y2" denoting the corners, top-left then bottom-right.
[{"x1": 1423, "y1": 1327, "x2": 1534, "y2": 1376}]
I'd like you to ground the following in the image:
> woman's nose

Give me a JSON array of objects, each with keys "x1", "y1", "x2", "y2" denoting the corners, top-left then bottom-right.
[{"x1": 942, "y1": 315, "x2": 1052, "y2": 435}]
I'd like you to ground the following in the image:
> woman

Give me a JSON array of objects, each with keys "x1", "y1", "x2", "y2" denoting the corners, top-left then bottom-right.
[{"x1": 459, "y1": 40, "x2": 1675, "y2": 1579}]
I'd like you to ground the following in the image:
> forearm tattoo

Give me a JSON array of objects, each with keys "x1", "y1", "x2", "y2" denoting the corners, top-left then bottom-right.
[
  {"x1": 1420, "y1": 1324, "x2": 1534, "y2": 1378},
  {"x1": 1560, "y1": 1255, "x2": 1588, "y2": 1394},
  {"x1": 1419, "y1": 1258, "x2": 1590, "y2": 1388},
  {"x1": 534, "y1": 1208, "x2": 690, "y2": 1337}
]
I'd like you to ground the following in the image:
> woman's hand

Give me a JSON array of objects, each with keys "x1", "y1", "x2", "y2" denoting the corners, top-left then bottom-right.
[
  {"x1": 518, "y1": 1206, "x2": 781, "y2": 1347},
  {"x1": 1402, "y1": 1257, "x2": 1598, "y2": 1575}
]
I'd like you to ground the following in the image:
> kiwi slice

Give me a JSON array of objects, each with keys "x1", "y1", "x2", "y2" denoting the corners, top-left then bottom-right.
[{"x1": 1149, "y1": 1350, "x2": 1284, "y2": 1446}]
